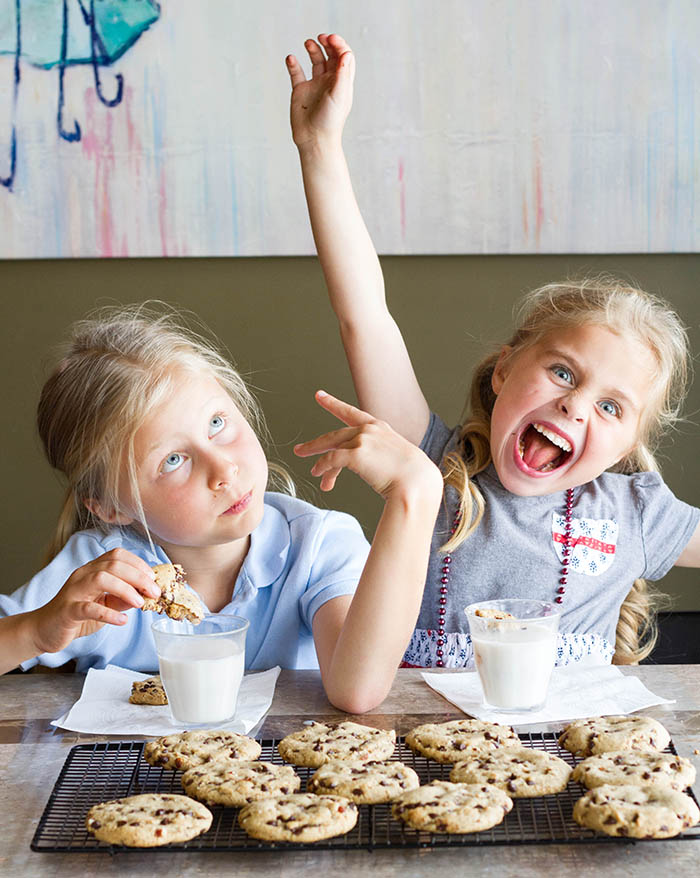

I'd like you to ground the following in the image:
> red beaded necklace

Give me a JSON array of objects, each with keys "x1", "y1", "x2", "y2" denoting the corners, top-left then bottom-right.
[{"x1": 433, "y1": 486, "x2": 575, "y2": 668}]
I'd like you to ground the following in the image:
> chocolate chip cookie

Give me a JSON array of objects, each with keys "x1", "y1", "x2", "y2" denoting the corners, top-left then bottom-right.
[
  {"x1": 141, "y1": 563, "x2": 205, "y2": 624},
  {"x1": 572, "y1": 750, "x2": 696, "y2": 791},
  {"x1": 129, "y1": 675, "x2": 168, "y2": 705},
  {"x1": 573, "y1": 783, "x2": 700, "y2": 838},
  {"x1": 238, "y1": 793, "x2": 358, "y2": 842},
  {"x1": 85, "y1": 793, "x2": 212, "y2": 846},
  {"x1": 143, "y1": 730, "x2": 261, "y2": 771},
  {"x1": 449, "y1": 745, "x2": 571, "y2": 796},
  {"x1": 405, "y1": 719, "x2": 519, "y2": 763},
  {"x1": 307, "y1": 759, "x2": 420, "y2": 804},
  {"x1": 559, "y1": 715, "x2": 671, "y2": 757},
  {"x1": 181, "y1": 760, "x2": 300, "y2": 807},
  {"x1": 391, "y1": 780, "x2": 513, "y2": 833},
  {"x1": 278, "y1": 722, "x2": 396, "y2": 768}
]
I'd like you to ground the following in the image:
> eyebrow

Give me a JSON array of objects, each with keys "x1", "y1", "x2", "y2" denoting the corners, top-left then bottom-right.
[
  {"x1": 143, "y1": 394, "x2": 232, "y2": 457},
  {"x1": 542, "y1": 348, "x2": 641, "y2": 412}
]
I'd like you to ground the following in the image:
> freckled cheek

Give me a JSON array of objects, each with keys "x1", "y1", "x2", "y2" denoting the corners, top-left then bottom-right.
[{"x1": 142, "y1": 491, "x2": 203, "y2": 533}]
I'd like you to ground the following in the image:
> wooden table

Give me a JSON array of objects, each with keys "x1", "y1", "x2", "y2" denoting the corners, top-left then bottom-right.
[{"x1": 2, "y1": 665, "x2": 699, "y2": 877}]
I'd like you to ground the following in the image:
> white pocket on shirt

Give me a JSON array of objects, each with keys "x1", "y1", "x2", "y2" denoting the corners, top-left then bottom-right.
[{"x1": 552, "y1": 514, "x2": 618, "y2": 576}]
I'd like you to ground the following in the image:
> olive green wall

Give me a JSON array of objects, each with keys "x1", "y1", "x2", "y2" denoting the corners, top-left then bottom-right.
[{"x1": 1, "y1": 255, "x2": 698, "y2": 608}]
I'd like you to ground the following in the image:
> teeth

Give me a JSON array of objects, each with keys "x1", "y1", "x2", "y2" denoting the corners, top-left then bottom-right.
[{"x1": 532, "y1": 423, "x2": 572, "y2": 453}]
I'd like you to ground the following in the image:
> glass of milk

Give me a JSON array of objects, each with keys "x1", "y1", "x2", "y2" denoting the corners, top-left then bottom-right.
[
  {"x1": 152, "y1": 614, "x2": 249, "y2": 726},
  {"x1": 465, "y1": 599, "x2": 560, "y2": 712}
]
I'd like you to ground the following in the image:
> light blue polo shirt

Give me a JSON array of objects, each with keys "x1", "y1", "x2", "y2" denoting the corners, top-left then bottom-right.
[{"x1": 1, "y1": 493, "x2": 370, "y2": 673}]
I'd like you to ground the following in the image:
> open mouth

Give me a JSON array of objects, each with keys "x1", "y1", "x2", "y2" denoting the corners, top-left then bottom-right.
[{"x1": 516, "y1": 422, "x2": 573, "y2": 474}]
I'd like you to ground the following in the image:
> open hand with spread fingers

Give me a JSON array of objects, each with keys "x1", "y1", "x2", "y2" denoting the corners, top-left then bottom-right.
[
  {"x1": 286, "y1": 33, "x2": 355, "y2": 150},
  {"x1": 294, "y1": 390, "x2": 443, "y2": 503}
]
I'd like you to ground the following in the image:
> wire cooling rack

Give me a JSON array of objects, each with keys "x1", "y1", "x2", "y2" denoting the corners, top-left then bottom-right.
[{"x1": 31, "y1": 732, "x2": 700, "y2": 852}]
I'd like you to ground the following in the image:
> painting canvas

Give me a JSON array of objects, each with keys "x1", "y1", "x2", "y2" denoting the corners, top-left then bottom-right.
[{"x1": 0, "y1": 0, "x2": 698, "y2": 257}]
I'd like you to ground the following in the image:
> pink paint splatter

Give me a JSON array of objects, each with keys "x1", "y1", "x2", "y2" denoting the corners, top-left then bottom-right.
[
  {"x1": 81, "y1": 88, "x2": 116, "y2": 257},
  {"x1": 533, "y1": 142, "x2": 544, "y2": 250},
  {"x1": 158, "y1": 167, "x2": 169, "y2": 256},
  {"x1": 398, "y1": 159, "x2": 406, "y2": 241}
]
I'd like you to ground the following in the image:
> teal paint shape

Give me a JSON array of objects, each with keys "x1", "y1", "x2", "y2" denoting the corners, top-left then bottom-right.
[{"x1": 0, "y1": 0, "x2": 160, "y2": 69}]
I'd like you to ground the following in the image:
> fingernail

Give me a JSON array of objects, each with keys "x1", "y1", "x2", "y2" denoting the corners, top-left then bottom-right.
[
  {"x1": 135, "y1": 595, "x2": 145, "y2": 607},
  {"x1": 317, "y1": 390, "x2": 328, "y2": 398}
]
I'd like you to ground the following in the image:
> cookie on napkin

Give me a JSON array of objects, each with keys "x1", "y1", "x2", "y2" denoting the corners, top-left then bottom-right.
[{"x1": 129, "y1": 675, "x2": 168, "y2": 705}]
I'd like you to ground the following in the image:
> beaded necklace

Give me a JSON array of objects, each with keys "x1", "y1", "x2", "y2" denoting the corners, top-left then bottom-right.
[{"x1": 433, "y1": 486, "x2": 575, "y2": 668}]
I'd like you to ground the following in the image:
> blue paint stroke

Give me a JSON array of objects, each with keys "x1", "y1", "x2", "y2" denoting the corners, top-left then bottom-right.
[
  {"x1": 0, "y1": 0, "x2": 160, "y2": 190},
  {"x1": 0, "y1": 0, "x2": 19, "y2": 189}
]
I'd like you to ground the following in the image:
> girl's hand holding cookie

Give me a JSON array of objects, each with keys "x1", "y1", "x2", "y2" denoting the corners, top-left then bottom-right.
[
  {"x1": 295, "y1": 390, "x2": 443, "y2": 504},
  {"x1": 30, "y1": 548, "x2": 160, "y2": 654},
  {"x1": 286, "y1": 33, "x2": 355, "y2": 151}
]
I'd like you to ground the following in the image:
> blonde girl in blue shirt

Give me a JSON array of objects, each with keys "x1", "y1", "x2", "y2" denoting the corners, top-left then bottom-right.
[
  {"x1": 286, "y1": 34, "x2": 700, "y2": 667},
  {"x1": 0, "y1": 304, "x2": 443, "y2": 711}
]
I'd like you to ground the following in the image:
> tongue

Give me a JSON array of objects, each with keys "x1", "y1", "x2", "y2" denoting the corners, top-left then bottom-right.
[{"x1": 521, "y1": 427, "x2": 562, "y2": 470}]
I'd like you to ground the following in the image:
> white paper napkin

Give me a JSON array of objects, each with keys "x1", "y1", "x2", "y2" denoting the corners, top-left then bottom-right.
[
  {"x1": 422, "y1": 664, "x2": 674, "y2": 726},
  {"x1": 52, "y1": 663, "x2": 281, "y2": 735}
]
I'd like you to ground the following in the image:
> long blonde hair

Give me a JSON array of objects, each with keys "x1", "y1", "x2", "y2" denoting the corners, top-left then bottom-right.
[
  {"x1": 442, "y1": 277, "x2": 689, "y2": 663},
  {"x1": 38, "y1": 303, "x2": 294, "y2": 561}
]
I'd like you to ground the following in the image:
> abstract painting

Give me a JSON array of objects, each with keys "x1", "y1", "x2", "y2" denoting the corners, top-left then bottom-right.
[{"x1": 0, "y1": 0, "x2": 698, "y2": 257}]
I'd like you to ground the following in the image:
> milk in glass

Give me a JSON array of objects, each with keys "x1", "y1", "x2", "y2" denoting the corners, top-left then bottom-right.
[
  {"x1": 465, "y1": 599, "x2": 560, "y2": 712},
  {"x1": 159, "y1": 638, "x2": 245, "y2": 724},
  {"x1": 472, "y1": 626, "x2": 557, "y2": 710},
  {"x1": 152, "y1": 614, "x2": 249, "y2": 726}
]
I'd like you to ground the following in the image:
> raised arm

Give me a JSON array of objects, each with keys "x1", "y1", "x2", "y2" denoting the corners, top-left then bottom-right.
[
  {"x1": 286, "y1": 34, "x2": 430, "y2": 445},
  {"x1": 294, "y1": 391, "x2": 443, "y2": 713}
]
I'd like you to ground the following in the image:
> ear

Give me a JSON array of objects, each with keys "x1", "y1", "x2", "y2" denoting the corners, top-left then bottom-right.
[
  {"x1": 491, "y1": 346, "x2": 513, "y2": 395},
  {"x1": 84, "y1": 499, "x2": 134, "y2": 527}
]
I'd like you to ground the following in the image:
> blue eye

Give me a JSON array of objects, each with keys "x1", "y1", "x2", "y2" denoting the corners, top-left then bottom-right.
[
  {"x1": 209, "y1": 414, "x2": 226, "y2": 437},
  {"x1": 552, "y1": 365, "x2": 573, "y2": 383},
  {"x1": 161, "y1": 452, "x2": 185, "y2": 474},
  {"x1": 599, "y1": 400, "x2": 621, "y2": 417}
]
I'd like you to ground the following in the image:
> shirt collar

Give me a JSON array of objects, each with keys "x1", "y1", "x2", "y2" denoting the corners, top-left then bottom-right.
[{"x1": 236, "y1": 498, "x2": 290, "y2": 596}]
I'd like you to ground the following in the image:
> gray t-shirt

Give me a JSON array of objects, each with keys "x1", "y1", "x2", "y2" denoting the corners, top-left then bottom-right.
[{"x1": 406, "y1": 413, "x2": 699, "y2": 667}]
